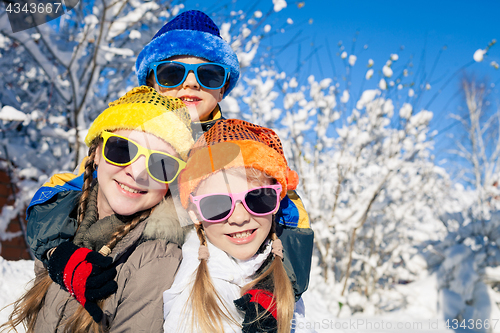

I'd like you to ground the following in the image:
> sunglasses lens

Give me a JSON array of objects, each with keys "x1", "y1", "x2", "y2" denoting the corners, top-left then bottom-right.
[
  {"x1": 156, "y1": 62, "x2": 186, "y2": 87},
  {"x1": 200, "y1": 195, "x2": 232, "y2": 221},
  {"x1": 148, "y1": 153, "x2": 180, "y2": 182},
  {"x1": 197, "y1": 64, "x2": 226, "y2": 88},
  {"x1": 104, "y1": 136, "x2": 138, "y2": 164},
  {"x1": 245, "y1": 188, "x2": 278, "y2": 214}
]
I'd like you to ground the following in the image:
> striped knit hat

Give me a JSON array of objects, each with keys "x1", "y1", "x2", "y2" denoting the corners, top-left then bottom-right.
[
  {"x1": 85, "y1": 86, "x2": 194, "y2": 160},
  {"x1": 178, "y1": 119, "x2": 299, "y2": 208}
]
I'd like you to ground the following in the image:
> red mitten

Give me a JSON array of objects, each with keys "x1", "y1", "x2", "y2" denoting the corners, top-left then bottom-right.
[
  {"x1": 234, "y1": 289, "x2": 278, "y2": 333},
  {"x1": 47, "y1": 242, "x2": 117, "y2": 322}
]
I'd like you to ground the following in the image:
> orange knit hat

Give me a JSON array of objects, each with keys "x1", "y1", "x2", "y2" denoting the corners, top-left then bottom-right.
[{"x1": 178, "y1": 119, "x2": 299, "y2": 208}]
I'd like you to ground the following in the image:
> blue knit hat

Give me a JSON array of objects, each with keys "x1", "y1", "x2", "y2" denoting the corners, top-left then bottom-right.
[{"x1": 136, "y1": 10, "x2": 240, "y2": 97}]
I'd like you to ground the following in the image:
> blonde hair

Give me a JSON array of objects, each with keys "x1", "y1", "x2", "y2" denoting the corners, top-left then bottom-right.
[
  {"x1": 2, "y1": 139, "x2": 157, "y2": 333},
  {"x1": 186, "y1": 167, "x2": 295, "y2": 333}
]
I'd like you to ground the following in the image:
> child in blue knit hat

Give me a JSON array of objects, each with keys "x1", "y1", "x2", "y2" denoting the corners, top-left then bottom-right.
[
  {"x1": 24, "y1": 9, "x2": 314, "y2": 324},
  {"x1": 136, "y1": 10, "x2": 239, "y2": 131}
]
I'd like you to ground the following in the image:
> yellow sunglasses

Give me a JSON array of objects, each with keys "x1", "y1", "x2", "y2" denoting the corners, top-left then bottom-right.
[{"x1": 101, "y1": 131, "x2": 186, "y2": 184}]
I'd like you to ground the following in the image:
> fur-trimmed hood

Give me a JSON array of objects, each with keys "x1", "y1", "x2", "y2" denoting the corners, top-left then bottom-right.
[{"x1": 142, "y1": 195, "x2": 193, "y2": 246}]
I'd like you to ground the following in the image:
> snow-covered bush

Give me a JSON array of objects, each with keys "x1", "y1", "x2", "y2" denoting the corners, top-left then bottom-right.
[{"x1": 236, "y1": 52, "x2": 452, "y2": 314}]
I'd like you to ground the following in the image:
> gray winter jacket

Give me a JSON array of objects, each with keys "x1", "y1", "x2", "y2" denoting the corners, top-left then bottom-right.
[{"x1": 33, "y1": 196, "x2": 190, "y2": 333}]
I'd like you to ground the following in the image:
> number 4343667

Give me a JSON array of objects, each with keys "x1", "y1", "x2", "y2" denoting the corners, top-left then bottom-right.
[
  {"x1": 446, "y1": 319, "x2": 498, "y2": 330},
  {"x1": 5, "y1": 2, "x2": 62, "y2": 14}
]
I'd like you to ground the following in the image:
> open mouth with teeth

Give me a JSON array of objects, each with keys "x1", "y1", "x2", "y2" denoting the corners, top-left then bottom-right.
[
  {"x1": 117, "y1": 181, "x2": 147, "y2": 194},
  {"x1": 179, "y1": 96, "x2": 201, "y2": 104},
  {"x1": 227, "y1": 229, "x2": 256, "y2": 239}
]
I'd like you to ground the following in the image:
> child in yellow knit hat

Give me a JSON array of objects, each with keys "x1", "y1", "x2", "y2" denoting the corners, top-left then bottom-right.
[{"x1": 3, "y1": 86, "x2": 192, "y2": 333}]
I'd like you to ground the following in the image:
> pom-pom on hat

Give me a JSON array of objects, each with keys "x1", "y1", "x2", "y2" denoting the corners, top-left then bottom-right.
[
  {"x1": 136, "y1": 10, "x2": 240, "y2": 98},
  {"x1": 85, "y1": 86, "x2": 194, "y2": 161},
  {"x1": 178, "y1": 119, "x2": 299, "y2": 208}
]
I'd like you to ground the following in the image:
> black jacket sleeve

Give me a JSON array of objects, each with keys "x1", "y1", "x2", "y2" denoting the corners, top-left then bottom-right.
[
  {"x1": 276, "y1": 225, "x2": 314, "y2": 301},
  {"x1": 276, "y1": 191, "x2": 314, "y2": 301}
]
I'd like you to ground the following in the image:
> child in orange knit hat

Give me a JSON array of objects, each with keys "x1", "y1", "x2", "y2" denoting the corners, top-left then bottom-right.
[{"x1": 163, "y1": 119, "x2": 307, "y2": 333}]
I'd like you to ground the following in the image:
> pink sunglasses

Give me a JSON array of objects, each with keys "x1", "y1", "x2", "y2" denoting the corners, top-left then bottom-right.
[{"x1": 190, "y1": 184, "x2": 282, "y2": 223}]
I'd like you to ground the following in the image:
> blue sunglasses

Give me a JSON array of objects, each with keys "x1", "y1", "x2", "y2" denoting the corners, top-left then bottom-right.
[{"x1": 149, "y1": 61, "x2": 231, "y2": 90}]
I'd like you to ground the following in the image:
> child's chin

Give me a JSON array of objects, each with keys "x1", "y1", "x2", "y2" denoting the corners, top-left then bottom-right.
[
  {"x1": 229, "y1": 249, "x2": 258, "y2": 261},
  {"x1": 111, "y1": 204, "x2": 145, "y2": 217},
  {"x1": 193, "y1": 107, "x2": 214, "y2": 122},
  {"x1": 186, "y1": 105, "x2": 202, "y2": 121}
]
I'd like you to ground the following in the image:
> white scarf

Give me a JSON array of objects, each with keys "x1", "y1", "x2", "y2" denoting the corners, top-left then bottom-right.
[{"x1": 163, "y1": 230, "x2": 271, "y2": 333}]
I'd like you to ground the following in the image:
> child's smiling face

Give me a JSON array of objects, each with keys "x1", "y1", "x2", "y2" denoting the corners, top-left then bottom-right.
[
  {"x1": 189, "y1": 169, "x2": 274, "y2": 261},
  {"x1": 95, "y1": 130, "x2": 172, "y2": 219},
  {"x1": 149, "y1": 56, "x2": 226, "y2": 122}
]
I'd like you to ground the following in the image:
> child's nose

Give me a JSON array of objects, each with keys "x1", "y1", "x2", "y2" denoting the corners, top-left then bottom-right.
[
  {"x1": 182, "y1": 71, "x2": 200, "y2": 89},
  {"x1": 227, "y1": 202, "x2": 250, "y2": 225},
  {"x1": 124, "y1": 155, "x2": 149, "y2": 183}
]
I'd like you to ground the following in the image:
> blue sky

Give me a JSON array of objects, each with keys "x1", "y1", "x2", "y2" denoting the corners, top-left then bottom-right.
[
  {"x1": 183, "y1": 0, "x2": 499, "y2": 177},
  {"x1": 184, "y1": 0, "x2": 499, "y2": 82}
]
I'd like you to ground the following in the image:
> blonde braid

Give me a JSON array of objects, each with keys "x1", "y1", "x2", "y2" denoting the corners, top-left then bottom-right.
[
  {"x1": 195, "y1": 223, "x2": 207, "y2": 246},
  {"x1": 187, "y1": 224, "x2": 239, "y2": 333},
  {"x1": 103, "y1": 209, "x2": 151, "y2": 252},
  {"x1": 77, "y1": 142, "x2": 98, "y2": 227}
]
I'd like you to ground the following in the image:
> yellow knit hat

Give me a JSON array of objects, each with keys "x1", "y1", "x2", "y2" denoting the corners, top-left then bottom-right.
[
  {"x1": 85, "y1": 86, "x2": 194, "y2": 160},
  {"x1": 178, "y1": 119, "x2": 299, "y2": 208}
]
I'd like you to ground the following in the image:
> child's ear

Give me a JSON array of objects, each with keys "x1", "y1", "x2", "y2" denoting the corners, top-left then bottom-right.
[
  {"x1": 218, "y1": 81, "x2": 230, "y2": 102},
  {"x1": 94, "y1": 145, "x2": 101, "y2": 167},
  {"x1": 188, "y1": 209, "x2": 202, "y2": 225},
  {"x1": 146, "y1": 70, "x2": 156, "y2": 87}
]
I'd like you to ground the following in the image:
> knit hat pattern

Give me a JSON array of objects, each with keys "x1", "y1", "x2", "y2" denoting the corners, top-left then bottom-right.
[
  {"x1": 85, "y1": 86, "x2": 194, "y2": 160},
  {"x1": 178, "y1": 119, "x2": 299, "y2": 208},
  {"x1": 135, "y1": 10, "x2": 240, "y2": 97}
]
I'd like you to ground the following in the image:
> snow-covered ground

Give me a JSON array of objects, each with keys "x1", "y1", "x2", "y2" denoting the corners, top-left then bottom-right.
[
  {"x1": 301, "y1": 275, "x2": 454, "y2": 333},
  {"x1": 0, "y1": 257, "x2": 456, "y2": 333},
  {"x1": 0, "y1": 257, "x2": 34, "y2": 333}
]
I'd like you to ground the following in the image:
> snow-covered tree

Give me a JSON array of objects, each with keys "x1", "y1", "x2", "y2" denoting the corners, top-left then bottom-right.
[
  {"x1": 0, "y1": 0, "x2": 289, "y2": 252},
  {"x1": 425, "y1": 74, "x2": 500, "y2": 328}
]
